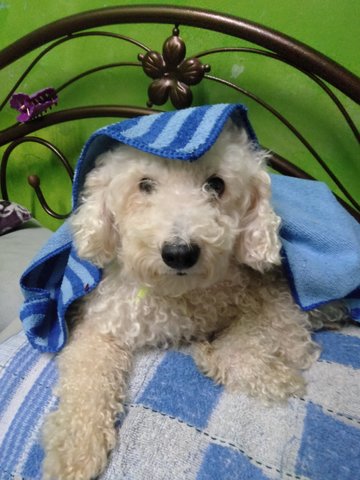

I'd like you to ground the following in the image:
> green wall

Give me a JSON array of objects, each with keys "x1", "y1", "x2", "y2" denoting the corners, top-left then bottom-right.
[{"x1": 0, "y1": 1, "x2": 359, "y2": 230}]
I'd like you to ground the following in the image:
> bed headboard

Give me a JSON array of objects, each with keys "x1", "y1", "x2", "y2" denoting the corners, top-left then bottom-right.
[{"x1": 0, "y1": 5, "x2": 359, "y2": 224}]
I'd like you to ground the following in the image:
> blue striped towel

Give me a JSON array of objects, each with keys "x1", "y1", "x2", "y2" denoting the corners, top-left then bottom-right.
[
  {"x1": 1, "y1": 326, "x2": 360, "y2": 479},
  {"x1": 19, "y1": 104, "x2": 360, "y2": 353}
]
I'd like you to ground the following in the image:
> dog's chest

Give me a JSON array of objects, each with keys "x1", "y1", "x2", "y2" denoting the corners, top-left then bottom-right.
[
  {"x1": 131, "y1": 282, "x2": 242, "y2": 348},
  {"x1": 86, "y1": 268, "x2": 252, "y2": 348}
]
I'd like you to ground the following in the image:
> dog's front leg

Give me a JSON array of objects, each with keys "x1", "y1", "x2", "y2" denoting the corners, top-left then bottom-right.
[
  {"x1": 193, "y1": 301, "x2": 318, "y2": 403},
  {"x1": 42, "y1": 319, "x2": 131, "y2": 480}
]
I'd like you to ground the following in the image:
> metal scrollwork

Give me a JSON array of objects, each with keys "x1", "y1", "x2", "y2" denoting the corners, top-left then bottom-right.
[
  {"x1": 138, "y1": 26, "x2": 211, "y2": 109},
  {"x1": 1, "y1": 136, "x2": 73, "y2": 219}
]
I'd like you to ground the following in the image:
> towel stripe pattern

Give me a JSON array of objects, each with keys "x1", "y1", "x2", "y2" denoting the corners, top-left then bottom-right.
[{"x1": 71, "y1": 103, "x2": 256, "y2": 207}]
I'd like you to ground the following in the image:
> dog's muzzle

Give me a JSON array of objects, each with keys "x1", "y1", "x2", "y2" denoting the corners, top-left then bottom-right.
[{"x1": 161, "y1": 240, "x2": 200, "y2": 272}]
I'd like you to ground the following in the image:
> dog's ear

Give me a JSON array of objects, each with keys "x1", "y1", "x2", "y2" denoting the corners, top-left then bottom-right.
[
  {"x1": 71, "y1": 164, "x2": 118, "y2": 267},
  {"x1": 234, "y1": 170, "x2": 281, "y2": 272}
]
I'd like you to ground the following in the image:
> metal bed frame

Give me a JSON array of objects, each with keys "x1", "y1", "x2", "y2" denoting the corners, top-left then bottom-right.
[{"x1": 0, "y1": 5, "x2": 359, "y2": 221}]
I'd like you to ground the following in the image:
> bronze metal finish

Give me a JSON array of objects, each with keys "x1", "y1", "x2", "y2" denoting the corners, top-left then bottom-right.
[
  {"x1": 0, "y1": 5, "x2": 358, "y2": 220},
  {"x1": 139, "y1": 27, "x2": 210, "y2": 108}
]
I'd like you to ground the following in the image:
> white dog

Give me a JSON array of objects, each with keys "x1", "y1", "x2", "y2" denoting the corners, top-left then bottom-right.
[{"x1": 42, "y1": 121, "x2": 340, "y2": 479}]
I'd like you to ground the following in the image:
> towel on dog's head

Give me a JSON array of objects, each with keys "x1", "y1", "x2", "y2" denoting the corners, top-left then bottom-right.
[
  {"x1": 20, "y1": 104, "x2": 360, "y2": 353},
  {"x1": 72, "y1": 103, "x2": 257, "y2": 207}
]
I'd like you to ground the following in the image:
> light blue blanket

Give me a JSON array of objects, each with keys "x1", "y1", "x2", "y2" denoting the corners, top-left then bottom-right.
[
  {"x1": 19, "y1": 104, "x2": 360, "y2": 353},
  {"x1": 1, "y1": 327, "x2": 360, "y2": 479}
]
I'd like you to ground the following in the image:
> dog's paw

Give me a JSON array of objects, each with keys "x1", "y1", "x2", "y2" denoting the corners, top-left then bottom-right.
[
  {"x1": 245, "y1": 360, "x2": 307, "y2": 403},
  {"x1": 42, "y1": 408, "x2": 116, "y2": 480},
  {"x1": 194, "y1": 341, "x2": 306, "y2": 403}
]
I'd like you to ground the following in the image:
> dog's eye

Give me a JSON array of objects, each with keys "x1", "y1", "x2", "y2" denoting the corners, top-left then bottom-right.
[
  {"x1": 203, "y1": 176, "x2": 225, "y2": 198},
  {"x1": 139, "y1": 178, "x2": 156, "y2": 194}
]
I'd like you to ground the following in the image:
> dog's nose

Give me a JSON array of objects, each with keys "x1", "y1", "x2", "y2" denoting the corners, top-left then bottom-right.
[{"x1": 161, "y1": 241, "x2": 200, "y2": 270}]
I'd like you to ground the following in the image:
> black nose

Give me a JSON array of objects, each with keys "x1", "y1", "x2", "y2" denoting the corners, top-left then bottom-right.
[{"x1": 161, "y1": 241, "x2": 200, "y2": 270}]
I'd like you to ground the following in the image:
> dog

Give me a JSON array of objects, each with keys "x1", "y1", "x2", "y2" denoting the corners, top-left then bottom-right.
[{"x1": 42, "y1": 120, "x2": 344, "y2": 480}]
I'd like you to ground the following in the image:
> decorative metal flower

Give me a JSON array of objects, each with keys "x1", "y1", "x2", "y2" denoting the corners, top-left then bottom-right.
[
  {"x1": 139, "y1": 27, "x2": 210, "y2": 109},
  {"x1": 10, "y1": 87, "x2": 58, "y2": 122}
]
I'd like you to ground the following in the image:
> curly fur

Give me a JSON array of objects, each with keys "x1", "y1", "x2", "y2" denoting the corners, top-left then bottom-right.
[{"x1": 42, "y1": 122, "x2": 343, "y2": 480}]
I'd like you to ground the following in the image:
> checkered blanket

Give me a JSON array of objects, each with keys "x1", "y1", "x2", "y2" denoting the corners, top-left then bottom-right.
[{"x1": 1, "y1": 326, "x2": 360, "y2": 479}]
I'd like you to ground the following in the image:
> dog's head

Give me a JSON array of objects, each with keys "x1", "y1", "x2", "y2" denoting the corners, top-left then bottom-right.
[{"x1": 71, "y1": 121, "x2": 281, "y2": 295}]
